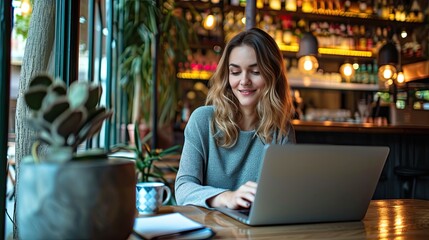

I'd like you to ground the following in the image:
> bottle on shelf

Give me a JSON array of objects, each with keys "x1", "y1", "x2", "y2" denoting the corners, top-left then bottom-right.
[
  {"x1": 285, "y1": 0, "x2": 297, "y2": 12},
  {"x1": 256, "y1": 0, "x2": 264, "y2": 8},
  {"x1": 269, "y1": 0, "x2": 282, "y2": 10},
  {"x1": 344, "y1": 0, "x2": 351, "y2": 12},
  {"x1": 301, "y1": 0, "x2": 313, "y2": 13}
]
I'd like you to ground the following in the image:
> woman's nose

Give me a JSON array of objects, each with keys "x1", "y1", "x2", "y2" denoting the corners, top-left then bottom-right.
[{"x1": 240, "y1": 73, "x2": 251, "y2": 86}]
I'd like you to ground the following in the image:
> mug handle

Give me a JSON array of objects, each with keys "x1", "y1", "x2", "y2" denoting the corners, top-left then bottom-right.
[{"x1": 161, "y1": 185, "x2": 172, "y2": 205}]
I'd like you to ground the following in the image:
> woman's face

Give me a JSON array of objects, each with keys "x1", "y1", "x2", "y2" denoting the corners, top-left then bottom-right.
[{"x1": 228, "y1": 45, "x2": 266, "y2": 113}]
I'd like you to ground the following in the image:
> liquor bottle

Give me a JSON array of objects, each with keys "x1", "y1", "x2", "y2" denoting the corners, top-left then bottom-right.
[
  {"x1": 367, "y1": 63, "x2": 374, "y2": 84},
  {"x1": 301, "y1": 0, "x2": 313, "y2": 13},
  {"x1": 230, "y1": 0, "x2": 239, "y2": 6},
  {"x1": 270, "y1": 0, "x2": 282, "y2": 10},
  {"x1": 373, "y1": 0, "x2": 381, "y2": 17},
  {"x1": 285, "y1": 0, "x2": 297, "y2": 11},
  {"x1": 380, "y1": 0, "x2": 389, "y2": 19},
  {"x1": 361, "y1": 64, "x2": 369, "y2": 84},
  {"x1": 358, "y1": 0, "x2": 367, "y2": 13},
  {"x1": 410, "y1": 0, "x2": 423, "y2": 22},
  {"x1": 319, "y1": 0, "x2": 326, "y2": 11},
  {"x1": 344, "y1": 0, "x2": 351, "y2": 12},
  {"x1": 230, "y1": 0, "x2": 240, "y2": 6},
  {"x1": 388, "y1": 0, "x2": 395, "y2": 21},
  {"x1": 372, "y1": 61, "x2": 378, "y2": 85},
  {"x1": 395, "y1": 1, "x2": 405, "y2": 21}
]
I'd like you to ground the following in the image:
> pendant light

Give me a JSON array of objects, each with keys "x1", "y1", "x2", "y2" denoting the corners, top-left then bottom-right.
[
  {"x1": 339, "y1": 62, "x2": 355, "y2": 82},
  {"x1": 297, "y1": 32, "x2": 319, "y2": 75},
  {"x1": 377, "y1": 42, "x2": 398, "y2": 82},
  {"x1": 203, "y1": 13, "x2": 217, "y2": 30}
]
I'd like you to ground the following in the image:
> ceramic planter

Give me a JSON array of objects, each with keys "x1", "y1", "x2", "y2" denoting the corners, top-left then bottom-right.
[{"x1": 17, "y1": 158, "x2": 136, "y2": 239}]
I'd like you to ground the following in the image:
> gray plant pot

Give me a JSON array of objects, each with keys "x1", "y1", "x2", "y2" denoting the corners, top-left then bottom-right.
[{"x1": 17, "y1": 158, "x2": 136, "y2": 239}]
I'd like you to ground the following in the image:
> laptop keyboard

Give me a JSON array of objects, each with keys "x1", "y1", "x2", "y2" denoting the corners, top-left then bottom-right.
[{"x1": 238, "y1": 209, "x2": 250, "y2": 216}]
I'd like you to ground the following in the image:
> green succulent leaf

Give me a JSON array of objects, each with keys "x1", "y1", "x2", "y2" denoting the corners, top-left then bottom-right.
[
  {"x1": 68, "y1": 82, "x2": 89, "y2": 109},
  {"x1": 41, "y1": 92, "x2": 65, "y2": 113},
  {"x1": 50, "y1": 81, "x2": 67, "y2": 96},
  {"x1": 29, "y1": 74, "x2": 53, "y2": 88},
  {"x1": 40, "y1": 129, "x2": 59, "y2": 146},
  {"x1": 42, "y1": 98, "x2": 70, "y2": 123},
  {"x1": 24, "y1": 86, "x2": 48, "y2": 111},
  {"x1": 85, "y1": 84, "x2": 102, "y2": 111},
  {"x1": 74, "y1": 108, "x2": 113, "y2": 147},
  {"x1": 25, "y1": 117, "x2": 50, "y2": 133},
  {"x1": 52, "y1": 109, "x2": 86, "y2": 145}
]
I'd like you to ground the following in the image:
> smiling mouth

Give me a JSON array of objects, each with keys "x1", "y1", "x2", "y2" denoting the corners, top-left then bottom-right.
[{"x1": 239, "y1": 89, "x2": 256, "y2": 94}]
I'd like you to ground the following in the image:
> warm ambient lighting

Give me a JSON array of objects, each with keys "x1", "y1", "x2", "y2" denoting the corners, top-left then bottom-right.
[
  {"x1": 20, "y1": 0, "x2": 32, "y2": 15},
  {"x1": 297, "y1": 32, "x2": 319, "y2": 75},
  {"x1": 396, "y1": 71, "x2": 405, "y2": 85},
  {"x1": 377, "y1": 42, "x2": 398, "y2": 82},
  {"x1": 298, "y1": 56, "x2": 319, "y2": 75},
  {"x1": 203, "y1": 14, "x2": 216, "y2": 30},
  {"x1": 277, "y1": 45, "x2": 372, "y2": 58},
  {"x1": 177, "y1": 71, "x2": 212, "y2": 80},
  {"x1": 379, "y1": 65, "x2": 396, "y2": 80},
  {"x1": 318, "y1": 48, "x2": 373, "y2": 57},
  {"x1": 340, "y1": 63, "x2": 355, "y2": 82},
  {"x1": 269, "y1": 0, "x2": 282, "y2": 10}
]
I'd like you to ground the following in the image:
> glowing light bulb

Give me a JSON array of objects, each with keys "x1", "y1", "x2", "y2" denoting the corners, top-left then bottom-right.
[
  {"x1": 343, "y1": 65, "x2": 352, "y2": 76},
  {"x1": 303, "y1": 60, "x2": 313, "y2": 71},
  {"x1": 203, "y1": 14, "x2": 216, "y2": 30},
  {"x1": 298, "y1": 56, "x2": 318, "y2": 75},
  {"x1": 383, "y1": 68, "x2": 393, "y2": 79},
  {"x1": 378, "y1": 65, "x2": 397, "y2": 81},
  {"x1": 396, "y1": 71, "x2": 405, "y2": 84}
]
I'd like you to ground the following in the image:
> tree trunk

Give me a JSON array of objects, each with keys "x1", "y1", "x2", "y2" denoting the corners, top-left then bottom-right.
[{"x1": 14, "y1": 0, "x2": 56, "y2": 238}]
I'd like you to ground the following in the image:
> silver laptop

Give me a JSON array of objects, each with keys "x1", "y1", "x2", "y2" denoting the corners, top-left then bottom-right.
[{"x1": 216, "y1": 144, "x2": 389, "y2": 226}]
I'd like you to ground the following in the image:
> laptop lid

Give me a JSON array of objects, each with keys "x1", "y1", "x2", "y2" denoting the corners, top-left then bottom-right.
[{"x1": 217, "y1": 144, "x2": 389, "y2": 226}]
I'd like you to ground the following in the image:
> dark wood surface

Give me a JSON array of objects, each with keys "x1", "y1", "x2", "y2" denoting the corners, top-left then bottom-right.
[
  {"x1": 158, "y1": 199, "x2": 429, "y2": 239},
  {"x1": 292, "y1": 120, "x2": 429, "y2": 134}
]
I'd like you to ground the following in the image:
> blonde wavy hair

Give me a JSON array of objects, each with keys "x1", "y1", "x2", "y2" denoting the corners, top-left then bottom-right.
[{"x1": 206, "y1": 28, "x2": 295, "y2": 148}]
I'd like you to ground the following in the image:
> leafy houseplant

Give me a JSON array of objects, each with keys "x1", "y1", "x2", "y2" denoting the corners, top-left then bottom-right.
[
  {"x1": 118, "y1": 0, "x2": 196, "y2": 146},
  {"x1": 112, "y1": 124, "x2": 181, "y2": 184},
  {"x1": 16, "y1": 74, "x2": 136, "y2": 239}
]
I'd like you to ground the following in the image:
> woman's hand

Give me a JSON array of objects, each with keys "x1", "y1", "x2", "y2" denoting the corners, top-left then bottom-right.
[{"x1": 207, "y1": 181, "x2": 257, "y2": 209}]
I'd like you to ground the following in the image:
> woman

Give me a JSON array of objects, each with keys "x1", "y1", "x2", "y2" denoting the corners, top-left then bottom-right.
[{"x1": 175, "y1": 28, "x2": 296, "y2": 209}]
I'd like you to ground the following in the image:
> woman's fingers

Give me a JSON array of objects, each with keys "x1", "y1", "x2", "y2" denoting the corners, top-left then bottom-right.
[{"x1": 235, "y1": 181, "x2": 258, "y2": 208}]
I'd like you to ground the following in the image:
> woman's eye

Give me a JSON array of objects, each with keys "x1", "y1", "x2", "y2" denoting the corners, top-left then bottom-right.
[
  {"x1": 230, "y1": 71, "x2": 241, "y2": 76},
  {"x1": 252, "y1": 71, "x2": 260, "y2": 75}
]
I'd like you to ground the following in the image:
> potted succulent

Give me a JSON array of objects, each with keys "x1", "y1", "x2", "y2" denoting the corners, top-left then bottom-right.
[{"x1": 16, "y1": 74, "x2": 136, "y2": 239}]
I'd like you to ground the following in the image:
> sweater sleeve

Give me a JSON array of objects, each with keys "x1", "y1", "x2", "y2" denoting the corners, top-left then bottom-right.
[{"x1": 174, "y1": 106, "x2": 227, "y2": 208}]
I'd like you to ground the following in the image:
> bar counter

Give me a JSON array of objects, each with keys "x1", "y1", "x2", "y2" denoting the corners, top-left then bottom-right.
[
  {"x1": 292, "y1": 119, "x2": 429, "y2": 134},
  {"x1": 156, "y1": 199, "x2": 429, "y2": 239},
  {"x1": 292, "y1": 120, "x2": 429, "y2": 200}
]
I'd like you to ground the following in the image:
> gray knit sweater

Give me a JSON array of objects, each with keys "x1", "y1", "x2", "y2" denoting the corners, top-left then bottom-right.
[{"x1": 174, "y1": 106, "x2": 296, "y2": 208}]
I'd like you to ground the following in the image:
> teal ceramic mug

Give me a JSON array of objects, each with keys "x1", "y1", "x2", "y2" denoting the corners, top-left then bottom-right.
[{"x1": 136, "y1": 182, "x2": 171, "y2": 215}]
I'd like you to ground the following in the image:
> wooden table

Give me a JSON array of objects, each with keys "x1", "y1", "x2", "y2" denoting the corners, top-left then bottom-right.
[{"x1": 158, "y1": 199, "x2": 429, "y2": 239}]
